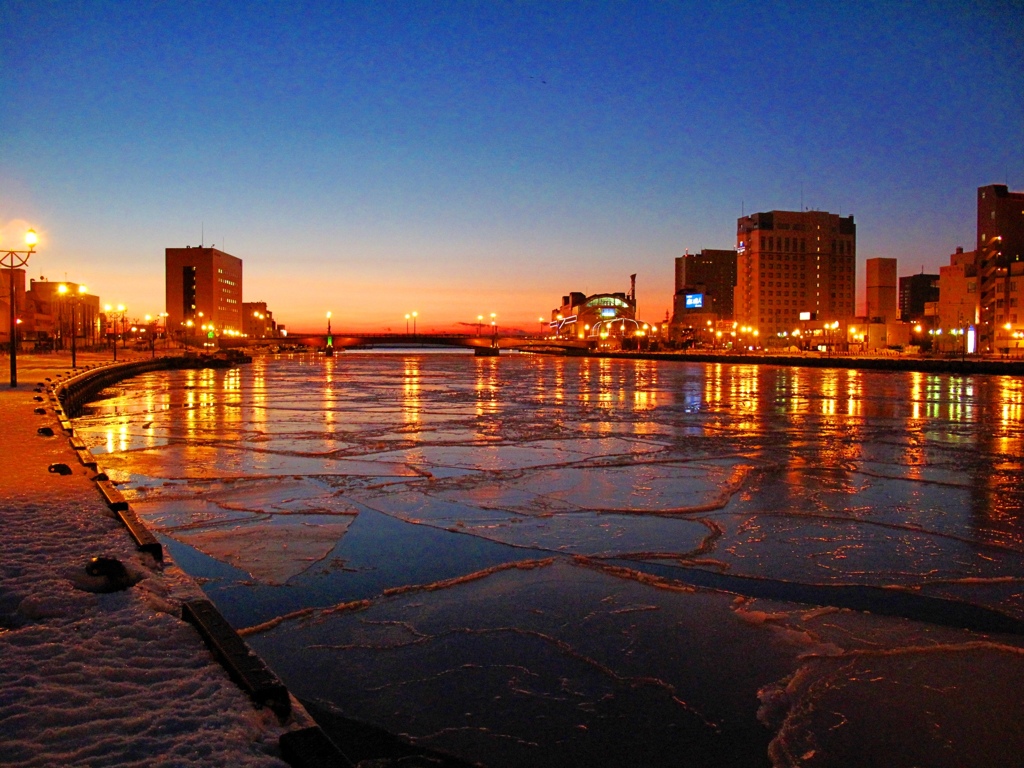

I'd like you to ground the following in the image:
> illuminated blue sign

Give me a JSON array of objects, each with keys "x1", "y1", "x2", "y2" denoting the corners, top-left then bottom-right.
[
  {"x1": 685, "y1": 293, "x2": 704, "y2": 309},
  {"x1": 600, "y1": 308, "x2": 617, "y2": 318}
]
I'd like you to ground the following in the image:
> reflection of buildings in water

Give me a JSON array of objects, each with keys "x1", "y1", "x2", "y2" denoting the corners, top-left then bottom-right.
[
  {"x1": 819, "y1": 368, "x2": 839, "y2": 416},
  {"x1": 322, "y1": 358, "x2": 337, "y2": 436},
  {"x1": 843, "y1": 368, "x2": 862, "y2": 418},
  {"x1": 631, "y1": 360, "x2": 658, "y2": 413},
  {"x1": 728, "y1": 364, "x2": 759, "y2": 414},
  {"x1": 552, "y1": 357, "x2": 566, "y2": 405},
  {"x1": 963, "y1": 376, "x2": 1024, "y2": 548},
  {"x1": 999, "y1": 377, "x2": 1023, "y2": 433},
  {"x1": 577, "y1": 358, "x2": 594, "y2": 404},
  {"x1": 946, "y1": 377, "x2": 974, "y2": 424},
  {"x1": 704, "y1": 363, "x2": 725, "y2": 409},
  {"x1": 474, "y1": 356, "x2": 499, "y2": 419},
  {"x1": 403, "y1": 357, "x2": 421, "y2": 426}
]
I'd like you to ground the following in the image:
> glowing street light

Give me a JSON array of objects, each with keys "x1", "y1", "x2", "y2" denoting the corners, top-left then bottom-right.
[
  {"x1": 58, "y1": 283, "x2": 88, "y2": 369},
  {"x1": 104, "y1": 303, "x2": 127, "y2": 360},
  {"x1": 2, "y1": 228, "x2": 38, "y2": 387}
]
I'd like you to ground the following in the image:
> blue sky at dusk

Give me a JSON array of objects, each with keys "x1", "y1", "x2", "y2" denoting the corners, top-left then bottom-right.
[{"x1": 2, "y1": 1, "x2": 1022, "y2": 331}]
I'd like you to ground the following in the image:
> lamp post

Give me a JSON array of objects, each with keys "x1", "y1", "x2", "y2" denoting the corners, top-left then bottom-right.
[
  {"x1": 58, "y1": 283, "x2": 88, "y2": 369},
  {"x1": 2, "y1": 229, "x2": 38, "y2": 387},
  {"x1": 412, "y1": 311, "x2": 418, "y2": 336},
  {"x1": 104, "y1": 304, "x2": 126, "y2": 361},
  {"x1": 325, "y1": 311, "x2": 333, "y2": 357},
  {"x1": 478, "y1": 315, "x2": 484, "y2": 335}
]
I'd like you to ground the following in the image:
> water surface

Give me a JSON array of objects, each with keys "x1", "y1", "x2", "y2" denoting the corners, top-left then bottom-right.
[{"x1": 76, "y1": 352, "x2": 1024, "y2": 767}]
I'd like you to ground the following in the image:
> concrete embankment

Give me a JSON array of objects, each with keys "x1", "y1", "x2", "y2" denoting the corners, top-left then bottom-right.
[{"x1": 592, "y1": 350, "x2": 1024, "y2": 376}]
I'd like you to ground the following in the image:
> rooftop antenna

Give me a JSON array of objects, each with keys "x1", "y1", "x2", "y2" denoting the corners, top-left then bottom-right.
[
  {"x1": 202, "y1": 221, "x2": 204, "y2": 248},
  {"x1": 800, "y1": 182, "x2": 804, "y2": 211}
]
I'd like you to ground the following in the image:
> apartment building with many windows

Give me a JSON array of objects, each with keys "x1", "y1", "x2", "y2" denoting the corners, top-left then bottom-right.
[
  {"x1": 734, "y1": 209, "x2": 856, "y2": 338},
  {"x1": 165, "y1": 246, "x2": 243, "y2": 336}
]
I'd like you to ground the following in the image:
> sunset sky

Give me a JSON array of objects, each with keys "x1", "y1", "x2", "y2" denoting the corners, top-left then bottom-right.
[{"x1": 3, "y1": 1, "x2": 1022, "y2": 332}]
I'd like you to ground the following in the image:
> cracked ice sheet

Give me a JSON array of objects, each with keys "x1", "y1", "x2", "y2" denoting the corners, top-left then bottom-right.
[
  {"x1": 350, "y1": 460, "x2": 749, "y2": 556},
  {"x1": 359, "y1": 436, "x2": 667, "y2": 473},
  {"x1": 357, "y1": 493, "x2": 715, "y2": 557},
  {"x1": 94, "y1": 444, "x2": 422, "y2": 480},
  {"x1": 736, "y1": 598, "x2": 1024, "y2": 768},
  {"x1": 169, "y1": 513, "x2": 356, "y2": 586},
  {"x1": 244, "y1": 558, "x2": 802, "y2": 768}
]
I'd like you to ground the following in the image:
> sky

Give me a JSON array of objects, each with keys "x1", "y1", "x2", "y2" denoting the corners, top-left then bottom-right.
[{"x1": 2, "y1": 0, "x2": 1022, "y2": 332}]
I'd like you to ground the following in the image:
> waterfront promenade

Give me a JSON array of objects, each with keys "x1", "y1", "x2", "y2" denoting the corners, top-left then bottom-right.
[{"x1": 0, "y1": 351, "x2": 311, "y2": 767}]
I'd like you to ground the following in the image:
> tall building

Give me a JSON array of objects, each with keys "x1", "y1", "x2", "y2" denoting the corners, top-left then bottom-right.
[
  {"x1": 673, "y1": 249, "x2": 737, "y2": 321},
  {"x1": 165, "y1": 247, "x2": 243, "y2": 335},
  {"x1": 865, "y1": 258, "x2": 898, "y2": 322},
  {"x1": 734, "y1": 209, "x2": 856, "y2": 337},
  {"x1": 977, "y1": 184, "x2": 1024, "y2": 350},
  {"x1": 938, "y1": 247, "x2": 979, "y2": 332},
  {"x1": 899, "y1": 272, "x2": 939, "y2": 321}
]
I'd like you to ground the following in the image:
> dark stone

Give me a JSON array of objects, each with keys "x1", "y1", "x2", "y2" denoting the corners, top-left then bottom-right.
[
  {"x1": 37, "y1": 427, "x2": 54, "y2": 437},
  {"x1": 85, "y1": 556, "x2": 132, "y2": 592},
  {"x1": 48, "y1": 463, "x2": 72, "y2": 475},
  {"x1": 34, "y1": 407, "x2": 46, "y2": 415}
]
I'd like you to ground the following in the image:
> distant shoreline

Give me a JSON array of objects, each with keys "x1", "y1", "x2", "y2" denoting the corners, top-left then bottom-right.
[{"x1": 585, "y1": 350, "x2": 1024, "y2": 376}]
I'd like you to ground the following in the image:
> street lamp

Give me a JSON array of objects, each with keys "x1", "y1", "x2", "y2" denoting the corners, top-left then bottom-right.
[
  {"x1": 2, "y1": 229, "x2": 38, "y2": 387},
  {"x1": 412, "y1": 311, "x2": 418, "y2": 335},
  {"x1": 58, "y1": 283, "x2": 88, "y2": 369},
  {"x1": 325, "y1": 311, "x2": 333, "y2": 357},
  {"x1": 405, "y1": 313, "x2": 411, "y2": 334},
  {"x1": 104, "y1": 303, "x2": 126, "y2": 360}
]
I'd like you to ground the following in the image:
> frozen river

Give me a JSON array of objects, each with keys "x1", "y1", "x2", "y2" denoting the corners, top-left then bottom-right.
[{"x1": 76, "y1": 352, "x2": 1024, "y2": 767}]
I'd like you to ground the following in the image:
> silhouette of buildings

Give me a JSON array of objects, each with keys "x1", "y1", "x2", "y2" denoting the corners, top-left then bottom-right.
[
  {"x1": 550, "y1": 278, "x2": 638, "y2": 341},
  {"x1": 165, "y1": 246, "x2": 243, "y2": 337},
  {"x1": 866, "y1": 258, "x2": 898, "y2": 322},
  {"x1": 734, "y1": 209, "x2": 856, "y2": 338},
  {"x1": 977, "y1": 184, "x2": 1024, "y2": 351},
  {"x1": 899, "y1": 272, "x2": 939, "y2": 322},
  {"x1": 672, "y1": 249, "x2": 736, "y2": 324}
]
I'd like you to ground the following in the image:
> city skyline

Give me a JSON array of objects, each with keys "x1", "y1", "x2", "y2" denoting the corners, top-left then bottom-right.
[{"x1": 2, "y1": 1, "x2": 1022, "y2": 332}]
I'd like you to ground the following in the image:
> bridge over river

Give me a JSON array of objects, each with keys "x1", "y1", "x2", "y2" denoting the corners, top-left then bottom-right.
[{"x1": 278, "y1": 332, "x2": 595, "y2": 355}]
